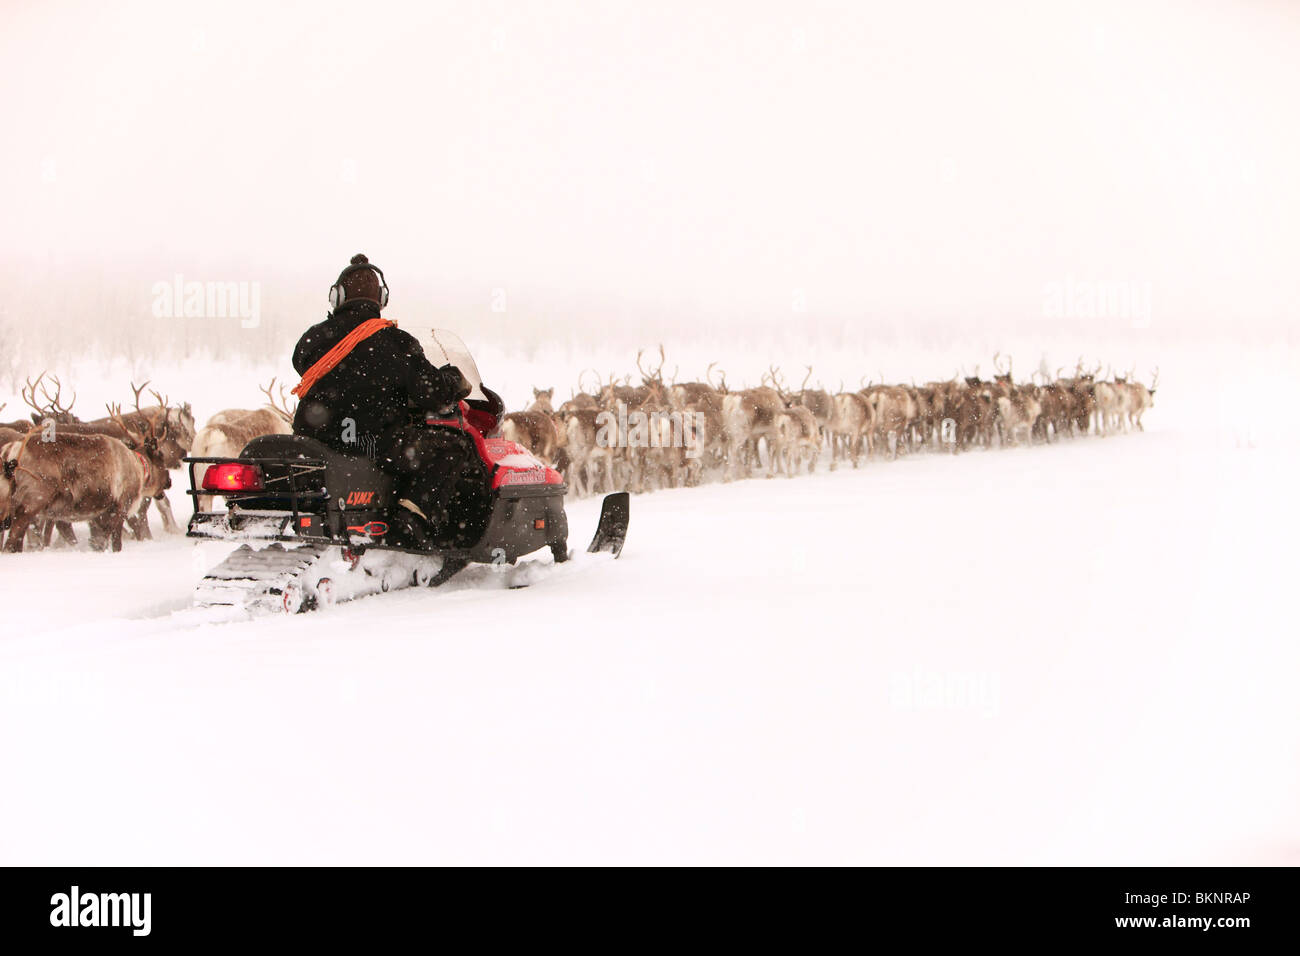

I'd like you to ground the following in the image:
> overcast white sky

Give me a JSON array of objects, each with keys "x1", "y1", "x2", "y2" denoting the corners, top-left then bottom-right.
[{"x1": 2, "y1": 0, "x2": 1297, "y2": 331}]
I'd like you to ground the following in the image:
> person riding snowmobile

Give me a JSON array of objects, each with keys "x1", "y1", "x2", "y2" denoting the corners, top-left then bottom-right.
[{"x1": 291, "y1": 253, "x2": 503, "y2": 547}]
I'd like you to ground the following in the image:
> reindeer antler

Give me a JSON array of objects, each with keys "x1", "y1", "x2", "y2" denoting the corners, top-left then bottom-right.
[
  {"x1": 259, "y1": 377, "x2": 297, "y2": 424},
  {"x1": 104, "y1": 401, "x2": 141, "y2": 448},
  {"x1": 123, "y1": 381, "x2": 166, "y2": 449},
  {"x1": 635, "y1": 345, "x2": 667, "y2": 385},
  {"x1": 800, "y1": 366, "x2": 813, "y2": 392},
  {"x1": 147, "y1": 386, "x2": 171, "y2": 442},
  {"x1": 1149, "y1": 367, "x2": 1160, "y2": 391},
  {"x1": 40, "y1": 374, "x2": 76, "y2": 418},
  {"x1": 21, "y1": 372, "x2": 47, "y2": 416},
  {"x1": 279, "y1": 381, "x2": 297, "y2": 420}
]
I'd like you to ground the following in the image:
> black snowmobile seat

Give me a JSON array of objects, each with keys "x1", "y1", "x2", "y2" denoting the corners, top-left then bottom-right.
[
  {"x1": 237, "y1": 433, "x2": 395, "y2": 511},
  {"x1": 241, "y1": 433, "x2": 385, "y2": 479}
]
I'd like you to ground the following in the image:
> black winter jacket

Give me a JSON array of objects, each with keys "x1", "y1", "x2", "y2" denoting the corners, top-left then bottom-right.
[{"x1": 291, "y1": 301, "x2": 468, "y2": 452}]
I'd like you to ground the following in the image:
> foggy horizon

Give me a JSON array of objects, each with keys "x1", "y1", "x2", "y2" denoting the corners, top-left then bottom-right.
[{"x1": 4, "y1": 0, "x2": 1298, "y2": 345}]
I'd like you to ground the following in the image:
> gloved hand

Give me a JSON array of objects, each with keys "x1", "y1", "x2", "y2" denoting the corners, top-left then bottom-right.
[{"x1": 439, "y1": 364, "x2": 473, "y2": 403}]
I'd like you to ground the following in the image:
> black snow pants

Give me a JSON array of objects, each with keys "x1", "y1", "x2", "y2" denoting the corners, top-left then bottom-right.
[{"x1": 380, "y1": 424, "x2": 492, "y2": 549}]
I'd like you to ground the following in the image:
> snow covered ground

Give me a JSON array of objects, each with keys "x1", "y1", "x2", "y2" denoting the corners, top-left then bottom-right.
[{"x1": 1, "y1": 337, "x2": 1297, "y2": 865}]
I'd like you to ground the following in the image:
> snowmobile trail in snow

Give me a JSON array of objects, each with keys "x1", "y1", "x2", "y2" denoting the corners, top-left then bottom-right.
[
  {"x1": 185, "y1": 491, "x2": 630, "y2": 617},
  {"x1": 2, "y1": 373, "x2": 1297, "y2": 866}
]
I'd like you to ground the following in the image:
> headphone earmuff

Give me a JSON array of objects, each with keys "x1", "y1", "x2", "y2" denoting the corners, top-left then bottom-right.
[{"x1": 328, "y1": 263, "x2": 387, "y2": 310}]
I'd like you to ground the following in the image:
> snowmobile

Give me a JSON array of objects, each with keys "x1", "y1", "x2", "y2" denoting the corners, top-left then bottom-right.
[{"x1": 183, "y1": 330, "x2": 628, "y2": 614}]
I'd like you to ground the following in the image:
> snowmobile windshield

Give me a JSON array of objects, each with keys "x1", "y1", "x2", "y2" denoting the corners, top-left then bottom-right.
[{"x1": 422, "y1": 328, "x2": 487, "y2": 402}]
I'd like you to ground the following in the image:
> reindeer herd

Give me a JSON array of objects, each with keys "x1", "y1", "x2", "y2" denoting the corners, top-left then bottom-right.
[
  {"x1": 0, "y1": 374, "x2": 196, "y2": 552},
  {"x1": 0, "y1": 374, "x2": 298, "y2": 553},
  {"x1": 0, "y1": 350, "x2": 1157, "y2": 554},
  {"x1": 509, "y1": 349, "x2": 1160, "y2": 496}
]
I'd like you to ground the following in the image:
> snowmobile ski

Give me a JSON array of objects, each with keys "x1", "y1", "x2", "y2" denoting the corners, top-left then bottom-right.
[{"x1": 586, "y1": 492, "x2": 630, "y2": 558}]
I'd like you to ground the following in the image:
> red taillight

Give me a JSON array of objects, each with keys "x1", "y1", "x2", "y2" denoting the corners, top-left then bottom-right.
[{"x1": 201, "y1": 462, "x2": 265, "y2": 492}]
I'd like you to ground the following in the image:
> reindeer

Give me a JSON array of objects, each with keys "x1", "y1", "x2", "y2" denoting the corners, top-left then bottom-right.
[
  {"x1": 501, "y1": 388, "x2": 559, "y2": 466},
  {"x1": 1120, "y1": 367, "x2": 1158, "y2": 431},
  {"x1": 190, "y1": 379, "x2": 296, "y2": 511},
  {"x1": 664, "y1": 364, "x2": 726, "y2": 476},
  {"x1": 0, "y1": 397, "x2": 36, "y2": 433},
  {"x1": 826, "y1": 387, "x2": 872, "y2": 469},
  {"x1": 720, "y1": 366, "x2": 785, "y2": 480},
  {"x1": 78, "y1": 383, "x2": 195, "y2": 537},
  {"x1": 759, "y1": 366, "x2": 824, "y2": 477},
  {"x1": 995, "y1": 386, "x2": 1041, "y2": 447},
  {"x1": 1110, "y1": 368, "x2": 1138, "y2": 433},
  {"x1": 776, "y1": 403, "x2": 820, "y2": 476},
  {"x1": 1057, "y1": 361, "x2": 1097, "y2": 437},
  {"x1": 561, "y1": 407, "x2": 618, "y2": 497},
  {"x1": 924, "y1": 377, "x2": 963, "y2": 450},
  {"x1": 638, "y1": 382, "x2": 690, "y2": 491},
  {"x1": 908, "y1": 382, "x2": 938, "y2": 448},
  {"x1": 791, "y1": 367, "x2": 833, "y2": 447},
  {"x1": 0, "y1": 399, "x2": 25, "y2": 449},
  {"x1": 591, "y1": 347, "x2": 672, "y2": 491},
  {"x1": 1093, "y1": 365, "x2": 1123, "y2": 436},
  {"x1": 1033, "y1": 371, "x2": 1071, "y2": 443},
  {"x1": 528, "y1": 387, "x2": 555, "y2": 414},
  {"x1": 1, "y1": 394, "x2": 171, "y2": 553},
  {"x1": 558, "y1": 370, "x2": 602, "y2": 413},
  {"x1": 942, "y1": 376, "x2": 995, "y2": 452},
  {"x1": 599, "y1": 347, "x2": 665, "y2": 410},
  {"x1": 860, "y1": 383, "x2": 917, "y2": 460},
  {"x1": 28, "y1": 382, "x2": 183, "y2": 546}
]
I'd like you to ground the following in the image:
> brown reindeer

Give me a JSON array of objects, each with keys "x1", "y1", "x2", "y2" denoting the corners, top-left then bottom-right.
[
  {"x1": 826, "y1": 387, "x2": 871, "y2": 469},
  {"x1": 0, "y1": 398, "x2": 25, "y2": 449},
  {"x1": 667, "y1": 369, "x2": 725, "y2": 479},
  {"x1": 190, "y1": 381, "x2": 296, "y2": 512},
  {"x1": 80, "y1": 384, "x2": 195, "y2": 537},
  {"x1": 27, "y1": 383, "x2": 183, "y2": 546},
  {"x1": 791, "y1": 367, "x2": 833, "y2": 445},
  {"x1": 558, "y1": 370, "x2": 602, "y2": 413},
  {"x1": 996, "y1": 385, "x2": 1042, "y2": 447},
  {"x1": 777, "y1": 403, "x2": 820, "y2": 476},
  {"x1": 501, "y1": 388, "x2": 559, "y2": 465},
  {"x1": 722, "y1": 368, "x2": 784, "y2": 480},
  {"x1": 861, "y1": 384, "x2": 917, "y2": 459},
  {"x1": 1, "y1": 397, "x2": 170, "y2": 553}
]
